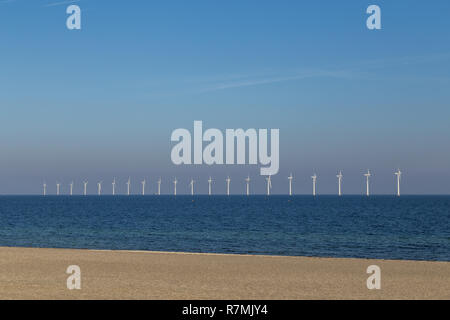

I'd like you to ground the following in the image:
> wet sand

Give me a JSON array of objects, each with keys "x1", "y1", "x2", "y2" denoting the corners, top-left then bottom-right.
[{"x1": 0, "y1": 246, "x2": 448, "y2": 299}]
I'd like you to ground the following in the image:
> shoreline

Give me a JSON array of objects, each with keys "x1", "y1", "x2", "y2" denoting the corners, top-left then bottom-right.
[
  {"x1": 1, "y1": 246, "x2": 449, "y2": 299},
  {"x1": 2, "y1": 245, "x2": 449, "y2": 263}
]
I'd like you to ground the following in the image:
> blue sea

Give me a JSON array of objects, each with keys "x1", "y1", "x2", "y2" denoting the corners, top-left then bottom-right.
[{"x1": 0, "y1": 195, "x2": 449, "y2": 261}]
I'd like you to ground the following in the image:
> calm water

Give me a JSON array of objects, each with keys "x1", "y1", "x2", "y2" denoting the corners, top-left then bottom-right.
[{"x1": 0, "y1": 195, "x2": 449, "y2": 261}]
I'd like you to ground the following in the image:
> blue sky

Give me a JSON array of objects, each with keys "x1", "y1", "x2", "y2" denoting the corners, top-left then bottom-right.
[{"x1": 1, "y1": 0, "x2": 450, "y2": 194}]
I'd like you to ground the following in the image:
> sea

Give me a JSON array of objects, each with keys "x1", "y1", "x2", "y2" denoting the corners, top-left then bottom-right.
[{"x1": 0, "y1": 195, "x2": 449, "y2": 261}]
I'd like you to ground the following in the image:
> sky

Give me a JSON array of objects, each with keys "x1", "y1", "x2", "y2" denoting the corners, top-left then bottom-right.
[{"x1": 1, "y1": 0, "x2": 450, "y2": 195}]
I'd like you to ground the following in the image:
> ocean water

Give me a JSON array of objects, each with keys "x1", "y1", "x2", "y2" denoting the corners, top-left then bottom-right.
[{"x1": 0, "y1": 195, "x2": 449, "y2": 261}]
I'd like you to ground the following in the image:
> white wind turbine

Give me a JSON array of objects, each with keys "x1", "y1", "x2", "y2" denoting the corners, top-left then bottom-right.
[
  {"x1": 112, "y1": 178, "x2": 116, "y2": 196},
  {"x1": 157, "y1": 178, "x2": 161, "y2": 195},
  {"x1": 43, "y1": 181, "x2": 47, "y2": 196},
  {"x1": 266, "y1": 175, "x2": 272, "y2": 196},
  {"x1": 288, "y1": 173, "x2": 293, "y2": 196},
  {"x1": 173, "y1": 177, "x2": 178, "y2": 196},
  {"x1": 83, "y1": 180, "x2": 88, "y2": 196},
  {"x1": 126, "y1": 177, "x2": 131, "y2": 196},
  {"x1": 141, "y1": 179, "x2": 146, "y2": 196},
  {"x1": 395, "y1": 169, "x2": 402, "y2": 196},
  {"x1": 226, "y1": 176, "x2": 231, "y2": 196},
  {"x1": 97, "y1": 181, "x2": 102, "y2": 196},
  {"x1": 245, "y1": 176, "x2": 250, "y2": 196},
  {"x1": 70, "y1": 181, "x2": 74, "y2": 196},
  {"x1": 56, "y1": 182, "x2": 60, "y2": 196},
  {"x1": 208, "y1": 176, "x2": 213, "y2": 196},
  {"x1": 311, "y1": 174, "x2": 317, "y2": 196},
  {"x1": 364, "y1": 170, "x2": 372, "y2": 196},
  {"x1": 189, "y1": 179, "x2": 195, "y2": 196},
  {"x1": 337, "y1": 171, "x2": 343, "y2": 196}
]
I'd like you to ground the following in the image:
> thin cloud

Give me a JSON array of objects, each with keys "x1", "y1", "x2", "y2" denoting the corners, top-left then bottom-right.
[
  {"x1": 200, "y1": 70, "x2": 353, "y2": 92},
  {"x1": 44, "y1": 0, "x2": 81, "y2": 7}
]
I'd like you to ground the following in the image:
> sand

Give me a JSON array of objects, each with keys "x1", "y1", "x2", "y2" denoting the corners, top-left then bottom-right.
[{"x1": 0, "y1": 246, "x2": 448, "y2": 299}]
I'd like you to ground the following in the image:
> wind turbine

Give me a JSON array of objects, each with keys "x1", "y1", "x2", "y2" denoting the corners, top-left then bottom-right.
[
  {"x1": 395, "y1": 169, "x2": 402, "y2": 196},
  {"x1": 43, "y1": 181, "x2": 47, "y2": 196},
  {"x1": 141, "y1": 179, "x2": 146, "y2": 195},
  {"x1": 245, "y1": 176, "x2": 250, "y2": 196},
  {"x1": 336, "y1": 171, "x2": 343, "y2": 196},
  {"x1": 226, "y1": 176, "x2": 231, "y2": 196},
  {"x1": 364, "y1": 170, "x2": 371, "y2": 196},
  {"x1": 157, "y1": 178, "x2": 161, "y2": 195},
  {"x1": 311, "y1": 174, "x2": 317, "y2": 196},
  {"x1": 266, "y1": 175, "x2": 272, "y2": 196},
  {"x1": 126, "y1": 177, "x2": 131, "y2": 196},
  {"x1": 112, "y1": 178, "x2": 116, "y2": 195},
  {"x1": 288, "y1": 173, "x2": 293, "y2": 196},
  {"x1": 208, "y1": 176, "x2": 213, "y2": 196},
  {"x1": 173, "y1": 177, "x2": 177, "y2": 196},
  {"x1": 97, "y1": 181, "x2": 102, "y2": 196},
  {"x1": 70, "y1": 181, "x2": 74, "y2": 196},
  {"x1": 56, "y1": 182, "x2": 60, "y2": 196},
  {"x1": 189, "y1": 179, "x2": 195, "y2": 196},
  {"x1": 83, "y1": 180, "x2": 88, "y2": 196}
]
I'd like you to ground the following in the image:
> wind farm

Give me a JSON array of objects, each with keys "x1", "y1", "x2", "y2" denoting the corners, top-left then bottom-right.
[{"x1": 37, "y1": 169, "x2": 408, "y2": 196}]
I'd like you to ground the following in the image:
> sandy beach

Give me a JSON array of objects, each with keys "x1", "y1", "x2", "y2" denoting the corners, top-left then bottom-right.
[{"x1": 0, "y1": 246, "x2": 448, "y2": 299}]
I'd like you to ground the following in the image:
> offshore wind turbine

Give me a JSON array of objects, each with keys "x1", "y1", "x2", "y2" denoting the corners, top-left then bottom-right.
[
  {"x1": 266, "y1": 175, "x2": 272, "y2": 196},
  {"x1": 56, "y1": 182, "x2": 60, "y2": 196},
  {"x1": 126, "y1": 177, "x2": 131, "y2": 196},
  {"x1": 112, "y1": 178, "x2": 116, "y2": 195},
  {"x1": 364, "y1": 170, "x2": 372, "y2": 196},
  {"x1": 208, "y1": 176, "x2": 213, "y2": 196},
  {"x1": 189, "y1": 179, "x2": 195, "y2": 196},
  {"x1": 226, "y1": 176, "x2": 231, "y2": 196},
  {"x1": 83, "y1": 181, "x2": 88, "y2": 196},
  {"x1": 311, "y1": 174, "x2": 317, "y2": 196},
  {"x1": 288, "y1": 173, "x2": 293, "y2": 196},
  {"x1": 173, "y1": 177, "x2": 177, "y2": 196},
  {"x1": 157, "y1": 178, "x2": 161, "y2": 195},
  {"x1": 245, "y1": 176, "x2": 250, "y2": 196},
  {"x1": 337, "y1": 171, "x2": 343, "y2": 196},
  {"x1": 70, "y1": 181, "x2": 74, "y2": 196},
  {"x1": 97, "y1": 181, "x2": 102, "y2": 196},
  {"x1": 395, "y1": 169, "x2": 402, "y2": 196},
  {"x1": 43, "y1": 181, "x2": 47, "y2": 196},
  {"x1": 141, "y1": 179, "x2": 146, "y2": 196}
]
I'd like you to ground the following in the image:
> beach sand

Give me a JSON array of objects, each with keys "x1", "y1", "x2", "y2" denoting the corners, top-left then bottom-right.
[{"x1": 0, "y1": 246, "x2": 448, "y2": 299}]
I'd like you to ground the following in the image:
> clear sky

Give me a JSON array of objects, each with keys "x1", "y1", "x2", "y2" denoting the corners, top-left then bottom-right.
[{"x1": 1, "y1": 0, "x2": 450, "y2": 195}]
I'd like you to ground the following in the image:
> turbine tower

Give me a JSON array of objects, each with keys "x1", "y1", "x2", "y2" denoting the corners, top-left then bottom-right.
[
  {"x1": 141, "y1": 179, "x2": 146, "y2": 196},
  {"x1": 395, "y1": 169, "x2": 402, "y2": 196},
  {"x1": 56, "y1": 182, "x2": 60, "y2": 196},
  {"x1": 189, "y1": 179, "x2": 195, "y2": 196},
  {"x1": 43, "y1": 181, "x2": 47, "y2": 196},
  {"x1": 112, "y1": 178, "x2": 116, "y2": 196},
  {"x1": 173, "y1": 177, "x2": 177, "y2": 196},
  {"x1": 266, "y1": 175, "x2": 272, "y2": 196},
  {"x1": 226, "y1": 176, "x2": 231, "y2": 196},
  {"x1": 157, "y1": 178, "x2": 161, "y2": 195},
  {"x1": 245, "y1": 176, "x2": 250, "y2": 196},
  {"x1": 70, "y1": 181, "x2": 74, "y2": 196},
  {"x1": 208, "y1": 176, "x2": 213, "y2": 196},
  {"x1": 97, "y1": 181, "x2": 102, "y2": 196},
  {"x1": 126, "y1": 177, "x2": 131, "y2": 196},
  {"x1": 288, "y1": 173, "x2": 293, "y2": 196},
  {"x1": 364, "y1": 170, "x2": 371, "y2": 196},
  {"x1": 83, "y1": 181, "x2": 88, "y2": 196},
  {"x1": 337, "y1": 171, "x2": 343, "y2": 196},
  {"x1": 311, "y1": 174, "x2": 317, "y2": 196}
]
